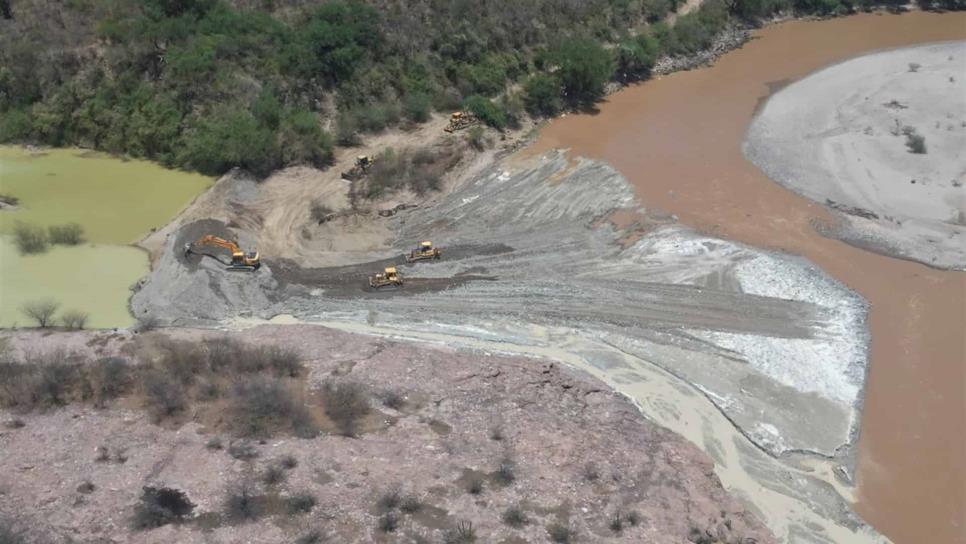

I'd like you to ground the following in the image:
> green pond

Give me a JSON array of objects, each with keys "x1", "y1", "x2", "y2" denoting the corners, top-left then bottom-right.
[{"x1": 0, "y1": 147, "x2": 211, "y2": 328}]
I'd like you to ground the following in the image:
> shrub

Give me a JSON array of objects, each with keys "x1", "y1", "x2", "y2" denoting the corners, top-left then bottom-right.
[
  {"x1": 549, "y1": 37, "x2": 614, "y2": 106},
  {"x1": 206, "y1": 437, "x2": 224, "y2": 450},
  {"x1": 495, "y1": 457, "x2": 516, "y2": 485},
  {"x1": 12, "y1": 222, "x2": 48, "y2": 254},
  {"x1": 61, "y1": 310, "x2": 90, "y2": 330},
  {"x1": 322, "y1": 380, "x2": 370, "y2": 437},
  {"x1": 142, "y1": 370, "x2": 187, "y2": 422},
  {"x1": 229, "y1": 377, "x2": 317, "y2": 438},
  {"x1": 278, "y1": 454, "x2": 298, "y2": 469},
  {"x1": 626, "y1": 511, "x2": 642, "y2": 526},
  {"x1": 295, "y1": 529, "x2": 325, "y2": 544},
  {"x1": 30, "y1": 359, "x2": 78, "y2": 408},
  {"x1": 403, "y1": 92, "x2": 431, "y2": 123},
  {"x1": 908, "y1": 62, "x2": 921, "y2": 72},
  {"x1": 378, "y1": 487, "x2": 402, "y2": 511},
  {"x1": 378, "y1": 512, "x2": 399, "y2": 533},
  {"x1": 285, "y1": 492, "x2": 317, "y2": 514},
  {"x1": 610, "y1": 512, "x2": 624, "y2": 533},
  {"x1": 615, "y1": 34, "x2": 659, "y2": 82},
  {"x1": 467, "y1": 126, "x2": 487, "y2": 151},
  {"x1": 77, "y1": 480, "x2": 96, "y2": 494},
  {"x1": 20, "y1": 299, "x2": 59, "y2": 327},
  {"x1": 906, "y1": 132, "x2": 927, "y2": 154},
  {"x1": 400, "y1": 494, "x2": 422, "y2": 514},
  {"x1": 382, "y1": 389, "x2": 405, "y2": 410},
  {"x1": 523, "y1": 73, "x2": 562, "y2": 116},
  {"x1": 261, "y1": 464, "x2": 287, "y2": 486},
  {"x1": 224, "y1": 477, "x2": 262, "y2": 522},
  {"x1": 227, "y1": 440, "x2": 258, "y2": 460},
  {"x1": 89, "y1": 357, "x2": 131, "y2": 405},
  {"x1": 502, "y1": 505, "x2": 527, "y2": 527},
  {"x1": 548, "y1": 523, "x2": 574, "y2": 543},
  {"x1": 0, "y1": 518, "x2": 26, "y2": 544},
  {"x1": 132, "y1": 486, "x2": 195, "y2": 530},
  {"x1": 443, "y1": 520, "x2": 476, "y2": 543},
  {"x1": 462, "y1": 95, "x2": 506, "y2": 129},
  {"x1": 48, "y1": 223, "x2": 84, "y2": 245},
  {"x1": 489, "y1": 426, "x2": 504, "y2": 441},
  {"x1": 582, "y1": 462, "x2": 600, "y2": 481},
  {"x1": 466, "y1": 476, "x2": 484, "y2": 495}
]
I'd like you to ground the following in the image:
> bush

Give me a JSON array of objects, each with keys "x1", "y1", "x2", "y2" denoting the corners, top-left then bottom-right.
[
  {"x1": 278, "y1": 454, "x2": 298, "y2": 469},
  {"x1": 180, "y1": 108, "x2": 280, "y2": 178},
  {"x1": 224, "y1": 477, "x2": 263, "y2": 522},
  {"x1": 285, "y1": 492, "x2": 317, "y2": 514},
  {"x1": 378, "y1": 512, "x2": 399, "y2": 533},
  {"x1": 12, "y1": 222, "x2": 48, "y2": 254},
  {"x1": 550, "y1": 37, "x2": 614, "y2": 106},
  {"x1": 378, "y1": 487, "x2": 402, "y2": 511},
  {"x1": 322, "y1": 380, "x2": 370, "y2": 437},
  {"x1": 61, "y1": 310, "x2": 90, "y2": 330},
  {"x1": 906, "y1": 132, "x2": 927, "y2": 154},
  {"x1": 132, "y1": 486, "x2": 195, "y2": 530},
  {"x1": 495, "y1": 457, "x2": 516, "y2": 485},
  {"x1": 310, "y1": 200, "x2": 333, "y2": 223},
  {"x1": 610, "y1": 512, "x2": 624, "y2": 533},
  {"x1": 229, "y1": 377, "x2": 317, "y2": 438},
  {"x1": 228, "y1": 440, "x2": 259, "y2": 460},
  {"x1": 48, "y1": 223, "x2": 84, "y2": 245},
  {"x1": 467, "y1": 125, "x2": 487, "y2": 151},
  {"x1": 403, "y1": 92, "x2": 431, "y2": 123},
  {"x1": 462, "y1": 95, "x2": 506, "y2": 129},
  {"x1": 615, "y1": 34, "x2": 659, "y2": 82},
  {"x1": 261, "y1": 464, "x2": 287, "y2": 486},
  {"x1": 466, "y1": 476, "x2": 484, "y2": 495},
  {"x1": 89, "y1": 357, "x2": 131, "y2": 405},
  {"x1": 295, "y1": 529, "x2": 325, "y2": 544},
  {"x1": 20, "y1": 299, "x2": 59, "y2": 327},
  {"x1": 382, "y1": 389, "x2": 405, "y2": 410},
  {"x1": 206, "y1": 437, "x2": 224, "y2": 450},
  {"x1": 523, "y1": 73, "x2": 563, "y2": 116},
  {"x1": 548, "y1": 523, "x2": 574, "y2": 543},
  {"x1": 626, "y1": 511, "x2": 642, "y2": 526},
  {"x1": 137, "y1": 315, "x2": 161, "y2": 332},
  {"x1": 142, "y1": 370, "x2": 187, "y2": 422},
  {"x1": 400, "y1": 495, "x2": 422, "y2": 514},
  {"x1": 0, "y1": 193, "x2": 19, "y2": 206},
  {"x1": 443, "y1": 520, "x2": 477, "y2": 543},
  {"x1": 502, "y1": 505, "x2": 527, "y2": 527}
]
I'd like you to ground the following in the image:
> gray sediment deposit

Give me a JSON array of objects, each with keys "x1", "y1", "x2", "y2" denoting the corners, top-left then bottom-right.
[
  {"x1": 133, "y1": 150, "x2": 880, "y2": 542},
  {"x1": 745, "y1": 41, "x2": 966, "y2": 269}
]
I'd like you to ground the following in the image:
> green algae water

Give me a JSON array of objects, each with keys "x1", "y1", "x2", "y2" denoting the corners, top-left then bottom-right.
[{"x1": 0, "y1": 146, "x2": 211, "y2": 328}]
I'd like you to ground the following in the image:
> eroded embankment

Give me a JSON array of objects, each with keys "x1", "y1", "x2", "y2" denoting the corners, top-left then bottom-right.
[{"x1": 134, "y1": 151, "x2": 879, "y2": 542}]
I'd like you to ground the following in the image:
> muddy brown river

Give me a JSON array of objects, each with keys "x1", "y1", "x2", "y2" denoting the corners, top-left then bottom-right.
[{"x1": 532, "y1": 11, "x2": 966, "y2": 544}]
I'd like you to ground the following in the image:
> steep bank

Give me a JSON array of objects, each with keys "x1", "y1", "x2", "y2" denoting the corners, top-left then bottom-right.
[{"x1": 531, "y1": 11, "x2": 966, "y2": 544}]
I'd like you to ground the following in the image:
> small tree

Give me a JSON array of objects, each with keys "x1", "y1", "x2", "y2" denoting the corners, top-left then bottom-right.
[
  {"x1": 906, "y1": 132, "x2": 927, "y2": 154},
  {"x1": 48, "y1": 223, "x2": 84, "y2": 245},
  {"x1": 523, "y1": 73, "x2": 562, "y2": 116},
  {"x1": 21, "y1": 299, "x2": 59, "y2": 327},
  {"x1": 61, "y1": 310, "x2": 90, "y2": 330},
  {"x1": 550, "y1": 37, "x2": 615, "y2": 106}
]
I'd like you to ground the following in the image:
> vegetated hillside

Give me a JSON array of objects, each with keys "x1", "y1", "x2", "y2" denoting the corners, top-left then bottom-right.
[{"x1": 0, "y1": 0, "x2": 949, "y2": 180}]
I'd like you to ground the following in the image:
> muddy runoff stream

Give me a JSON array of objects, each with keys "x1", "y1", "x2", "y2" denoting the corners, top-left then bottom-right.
[
  {"x1": 530, "y1": 11, "x2": 966, "y2": 544},
  {"x1": 0, "y1": 147, "x2": 210, "y2": 328}
]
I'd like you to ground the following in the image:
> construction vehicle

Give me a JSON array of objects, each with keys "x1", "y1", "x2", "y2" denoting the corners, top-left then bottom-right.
[
  {"x1": 406, "y1": 241, "x2": 441, "y2": 263},
  {"x1": 184, "y1": 235, "x2": 260, "y2": 271},
  {"x1": 341, "y1": 155, "x2": 374, "y2": 181},
  {"x1": 443, "y1": 111, "x2": 478, "y2": 133},
  {"x1": 368, "y1": 266, "x2": 402, "y2": 289}
]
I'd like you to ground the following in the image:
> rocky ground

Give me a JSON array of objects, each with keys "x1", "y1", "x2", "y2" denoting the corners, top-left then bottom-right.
[
  {"x1": 0, "y1": 326, "x2": 773, "y2": 544},
  {"x1": 745, "y1": 41, "x2": 966, "y2": 270}
]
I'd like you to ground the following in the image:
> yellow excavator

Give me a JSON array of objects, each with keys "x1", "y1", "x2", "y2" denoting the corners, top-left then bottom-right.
[
  {"x1": 406, "y1": 241, "x2": 441, "y2": 263},
  {"x1": 184, "y1": 235, "x2": 260, "y2": 271},
  {"x1": 369, "y1": 266, "x2": 402, "y2": 289},
  {"x1": 443, "y1": 111, "x2": 478, "y2": 133},
  {"x1": 341, "y1": 155, "x2": 374, "y2": 181}
]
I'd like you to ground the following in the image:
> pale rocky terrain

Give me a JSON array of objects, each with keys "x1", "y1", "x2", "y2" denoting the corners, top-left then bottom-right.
[
  {"x1": 745, "y1": 41, "x2": 966, "y2": 269},
  {"x1": 0, "y1": 326, "x2": 772, "y2": 544}
]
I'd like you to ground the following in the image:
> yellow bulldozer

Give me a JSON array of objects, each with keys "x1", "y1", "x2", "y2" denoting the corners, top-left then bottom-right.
[
  {"x1": 341, "y1": 155, "x2": 374, "y2": 181},
  {"x1": 443, "y1": 111, "x2": 478, "y2": 133},
  {"x1": 184, "y1": 235, "x2": 260, "y2": 271},
  {"x1": 369, "y1": 266, "x2": 402, "y2": 289},
  {"x1": 406, "y1": 241, "x2": 441, "y2": 263}
]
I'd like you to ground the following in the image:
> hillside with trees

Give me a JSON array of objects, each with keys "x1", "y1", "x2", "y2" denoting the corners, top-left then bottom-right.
[{"x1": 0, "y1": 0, "x2": 949, "y2": 178}]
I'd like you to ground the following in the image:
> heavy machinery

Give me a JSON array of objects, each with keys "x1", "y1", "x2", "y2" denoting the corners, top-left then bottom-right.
[
  {"x1": 443, "y1": 111, "x2": 478, "y2": 133},
  {"x1": 184, "y1": 235, "x2": 260, "y2": 271},
  {"x1": 406, "y1": 241, "x2": 441, "y2": 263},
  {"x1": 368, "y1": 266, "x2": 402, "y2": 289},
  {"x1": 341, "y1": 155, "x2": 374, "y2": 181}
]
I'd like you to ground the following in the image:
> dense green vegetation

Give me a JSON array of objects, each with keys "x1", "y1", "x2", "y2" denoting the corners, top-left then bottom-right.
[{"x1": 0, "y1": 0, "x2": 954, "y2": 178}]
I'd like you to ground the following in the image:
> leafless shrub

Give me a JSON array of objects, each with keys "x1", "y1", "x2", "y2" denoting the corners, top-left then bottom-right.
[
  {"x1": 229, "y1": 377, "x2": 317, "y2": 439},
  {"x1": 77, "y1": 480, "x2": 96, "y2": 494},
  {"x1": 142, "y1": 370, "x2": 187, "y2": 422},
  {"x1": 610, "y1": 512, "x2": 624, "y2": 533},
  {"x1": 400, "y1": 494, "x2": 422, "y2": 514},
  {"x1": 285, "y1": 492, "x2": 317, "y2": 515},
  {"x1": 495, "y1": 457, "x2": 516, "y2": 485},
  {"x1": 502, "y1": 504, "x2": 527, "y2": 527},
  {"x1": 906, "y1": 131, "x2": 927, "y2": 154},
  {"x1": 12, "y1": 222, "x2": 48, "y2": 254},
  {"x1": 227, "y1": 440, "x2": 258, "y2": 460},
  {"x1": 381, "y1": 389, "x2": 405, "y2": 410},
  {"x1": 582, "y1": 462, "x2": 600, "y2": 482},
  {"x1": 548, "y1": 522, "x2": 574, "y2": 543},
  {"x1": 466, "y1": 476, "x2": 484, "y2": 495},
  {"x1": 4, "y1": 418, "x2": 25, "y2": 429},
  {"x1": 205, "y1": 437, "x2": 224, "y2": 450},
  {"x1": 322, "y1": 380, "x2": 370, "y2": 437},
  {"x1": 132, "y1": 486, "x2": 195, "y2": 530},
  {"x1": 89, "y1": 357, "x2": 130, "y2": 406},
  {"x1": 295, "y1": 529, "x2": 325, "y2": 544},
  {"x1": 310, "y1": 200, "x2": 333, "y2": 223},
  {"x1": 908, "y1": 62, "x2": 921, "y2": 72},
  {"x1": 444, "y1": 520, "x2": 477, "y2": 543},
  {"x1": 20, "y1": 299, "x2": 59, "y2": 327},
  {"x1": 0, "y1": 517, "x2": 27, "y2": 544},
  {"x1": 60, "y1": 310, "x2": 89, "y2": 330},
  {"x1": 378, "y1": 486, "x2": 402, "y2": 511},
  {"x1": 48, "y1": 223, "x2": 84, "y2": 245},
  {"x1": 278, "y1": 454, "x2": 297, "y2": 469},
  {"x1": 378, "y1": 512, "x2": 399, "y2": 533},
  {"x1": 489, "y1": 426, "x2": 503, "y2": 441},
  {"x1": 626, "y1": 511, "x2": 641, "y2": 526},
  {"x1": 223, "y1": 477, "x2": 263, "y2": 522},
  {"x1": 261, "y1": 464, "x2": 287, "y2": 486}
]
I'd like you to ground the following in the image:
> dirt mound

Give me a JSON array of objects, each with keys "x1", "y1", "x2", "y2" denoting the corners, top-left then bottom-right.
[{"x1": 131, "y1": 219, "x2": 277, "y2": 326}]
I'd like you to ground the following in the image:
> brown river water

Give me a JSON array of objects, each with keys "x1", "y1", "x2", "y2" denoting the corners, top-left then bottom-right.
[{"x1": 531, "y1": 11, "x2": 966, "y2": 544}]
